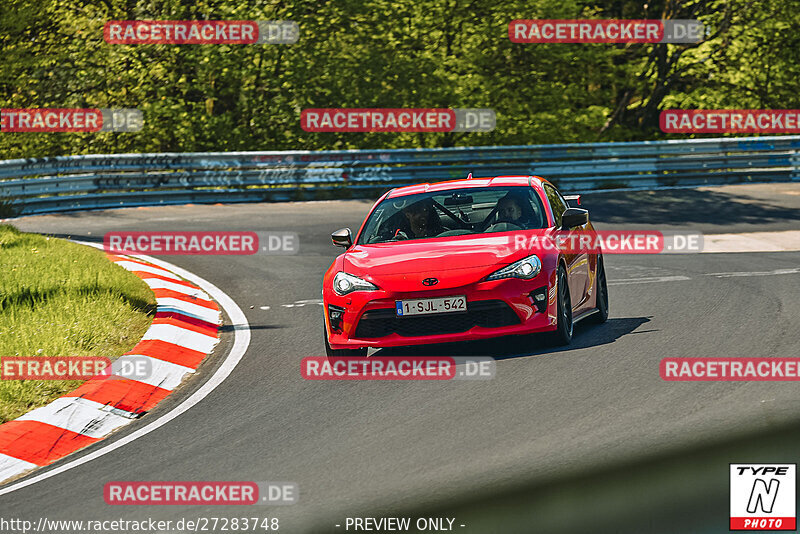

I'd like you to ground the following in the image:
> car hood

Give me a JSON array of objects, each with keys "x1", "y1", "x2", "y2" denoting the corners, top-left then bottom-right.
[{"x1": 343, "y1": 233, "x2": 543, "y2": 291}]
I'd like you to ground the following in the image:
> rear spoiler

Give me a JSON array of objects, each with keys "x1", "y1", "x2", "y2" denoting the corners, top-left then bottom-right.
[{"x1": 563, "y1": 194, "x2": 581, "y2": 206}]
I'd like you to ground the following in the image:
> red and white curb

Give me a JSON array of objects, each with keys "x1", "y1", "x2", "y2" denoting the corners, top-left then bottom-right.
[{"x1": 0, "y1": 253, "x2": 222, "y2": 484}]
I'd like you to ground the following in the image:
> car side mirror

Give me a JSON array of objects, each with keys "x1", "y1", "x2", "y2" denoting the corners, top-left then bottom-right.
[
  {"x1": 331, "y1": 228, "x2": 352, "y2": 248},
  {"x1": 561, "y1": 208, "x2": 589, "y2": 229}
]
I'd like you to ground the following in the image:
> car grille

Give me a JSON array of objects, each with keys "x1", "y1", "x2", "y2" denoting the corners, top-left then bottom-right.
[{"x1": 354, "y1": 300, "x2": 520, "y2": 338}]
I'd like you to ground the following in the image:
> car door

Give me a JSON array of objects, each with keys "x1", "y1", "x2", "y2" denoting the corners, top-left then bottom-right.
[{"x1": 543, "y1": 183, "x2": 591, "y2": 312}]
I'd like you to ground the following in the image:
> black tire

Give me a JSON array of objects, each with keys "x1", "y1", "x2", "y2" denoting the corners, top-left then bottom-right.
[
  {"x1": 324, "y1": 328, "x2": 367, "y2": 357},
  {"x1": 590, "y1": 256, "x2": 609, "y2": 324},
  {"x1": 549, "y1": 265, "x2": 573, "y2": 346}
]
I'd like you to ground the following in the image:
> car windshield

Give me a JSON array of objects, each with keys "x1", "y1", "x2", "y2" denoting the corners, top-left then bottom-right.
[{"x1": 358, "y1": 186, "x2": 547, "y2": 244}]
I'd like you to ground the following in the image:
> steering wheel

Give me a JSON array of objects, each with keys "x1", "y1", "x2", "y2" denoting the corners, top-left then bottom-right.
[
  {"x1": 389, "y1": 230, "x2": 410, "y2": 241},
  {"x1": 486, "y1": 219, "x2": 524, "y2": 232}
]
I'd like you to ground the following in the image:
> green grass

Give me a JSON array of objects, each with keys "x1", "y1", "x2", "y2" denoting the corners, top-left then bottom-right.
[{"x1": 0, "y1": 225, "x2": 156, "y2": 423}]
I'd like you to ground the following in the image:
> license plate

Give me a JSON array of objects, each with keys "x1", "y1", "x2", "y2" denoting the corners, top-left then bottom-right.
[{"x1": 396, "y1": 296, "x2": 467, "y2": 317}]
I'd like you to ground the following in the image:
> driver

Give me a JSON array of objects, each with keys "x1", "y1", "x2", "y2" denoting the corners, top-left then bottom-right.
[
  {"x1": 494, "y1": 193, "x2": 531, "y2": 227},
  {"x1": 497, "y1": 194, "x2": 523, "y2": 222},
  {"x1": 399, "y1": 199, "x2": 442, "y2": 238}
]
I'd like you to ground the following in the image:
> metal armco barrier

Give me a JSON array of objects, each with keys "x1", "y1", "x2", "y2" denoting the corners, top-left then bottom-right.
[{"x1": 1, "y1": 135, "x2": 799, "y2": 216}]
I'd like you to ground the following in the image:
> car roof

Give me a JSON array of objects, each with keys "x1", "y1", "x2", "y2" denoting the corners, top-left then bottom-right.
[{"x1": 386, "y1": 175, "x2": 547, "y2": 198}]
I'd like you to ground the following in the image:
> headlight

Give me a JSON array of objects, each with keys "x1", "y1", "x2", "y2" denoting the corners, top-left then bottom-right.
[
  {"x1": 486, "y1": 254, "x2": 542, "y2": 281},
  {"x1": 333, "y1": 271, "x2": 378, "y2": 295}
]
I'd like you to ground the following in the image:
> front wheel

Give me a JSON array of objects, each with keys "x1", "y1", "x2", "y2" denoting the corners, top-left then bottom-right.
[
  {"x1": 548, "y1": 266, "x2": 573, "y2": 346},
  {"x1": 590, "y1": 256, "x2": 609, "y2": 324},
  {"x1": 324, "y1": 328, "x2": 367, "y2": 357}
]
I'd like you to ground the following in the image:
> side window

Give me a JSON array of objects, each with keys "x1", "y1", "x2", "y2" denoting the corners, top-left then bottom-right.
[
  {"x1": 543, "y1": 184, "x2": 568, "y2": 227},
  {"x1": 524, "y1": 189, "x2": 546, "y2": 229}
]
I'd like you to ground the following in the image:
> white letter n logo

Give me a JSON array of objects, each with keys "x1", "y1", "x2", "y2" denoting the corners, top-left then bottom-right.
[{"x1": 747, "y1": 478, "x2": 780, "y2": 513}]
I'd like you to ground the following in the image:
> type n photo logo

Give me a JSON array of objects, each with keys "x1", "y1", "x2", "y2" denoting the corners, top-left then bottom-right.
[{"x1": 730, "y1": 464, "x2": 796, "y2": 530}]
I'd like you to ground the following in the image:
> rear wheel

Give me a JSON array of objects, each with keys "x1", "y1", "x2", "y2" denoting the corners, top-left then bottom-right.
[
  {"x1": 590, "y1": 256, "x2": 609, "y2": 324},
  {"x1": 324, "y1": 328, "x2": 367, "y2": 357},
  {"x1": 549, "y1": 266, "x2": 573, "y2": 346}
]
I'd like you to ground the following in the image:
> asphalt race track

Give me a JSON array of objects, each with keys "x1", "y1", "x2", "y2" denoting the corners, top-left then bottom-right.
[{"x1": 3, "y1": 182, "x2": 800, "y2": 533}]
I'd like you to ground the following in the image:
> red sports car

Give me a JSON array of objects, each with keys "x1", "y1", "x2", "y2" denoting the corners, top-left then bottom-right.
[{"x1": 322, "y1": 175, "x2": 608, "y2": 356}]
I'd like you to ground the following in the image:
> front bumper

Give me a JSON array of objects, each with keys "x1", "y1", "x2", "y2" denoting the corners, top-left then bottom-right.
[{"x1": 324, "y1": 273, "x2": 558, "y2": 350}]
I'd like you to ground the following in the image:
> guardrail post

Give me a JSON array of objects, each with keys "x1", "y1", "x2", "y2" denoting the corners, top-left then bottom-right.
[{"x1": 791, "y1": 150, "x2": 800, "y2": 182}]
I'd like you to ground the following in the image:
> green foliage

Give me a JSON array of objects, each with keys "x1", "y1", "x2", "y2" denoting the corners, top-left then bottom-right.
[
  {"x1": 0, "y1": 0, "x2": 795, "y2": 158},
  {"x1": 0, "y1": 197, "x2": 20, "y2": 218}
]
